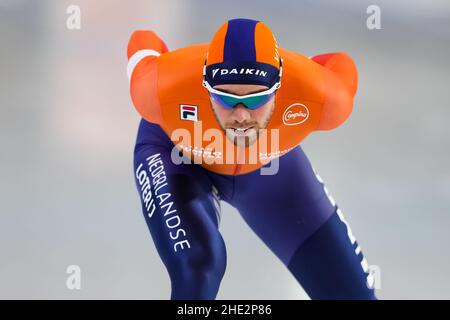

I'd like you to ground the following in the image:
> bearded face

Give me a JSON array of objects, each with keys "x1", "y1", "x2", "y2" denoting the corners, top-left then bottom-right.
[{"x1": 210, "y1": 84, "x2": 275, "y2": 147}]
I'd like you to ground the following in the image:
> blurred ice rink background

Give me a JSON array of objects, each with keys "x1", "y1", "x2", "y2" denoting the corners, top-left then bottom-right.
[{"x1": 1, "y1": 0, "x2": 449, "y2": 299}]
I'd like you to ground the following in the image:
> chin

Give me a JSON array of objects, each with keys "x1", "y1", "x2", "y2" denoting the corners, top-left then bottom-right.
[{"x1": 226, "y1": 130, "x2": 258, "y2": 147}]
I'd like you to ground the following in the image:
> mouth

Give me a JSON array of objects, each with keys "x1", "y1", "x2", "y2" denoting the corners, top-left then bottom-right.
[{"x1": 229, "y1": 126, "x2": 255, "y2": 137}]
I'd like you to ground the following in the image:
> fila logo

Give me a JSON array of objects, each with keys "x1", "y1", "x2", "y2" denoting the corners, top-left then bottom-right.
[
  {"x1": 212, "y1": 68, "x2": 268, "y2": 78},
  {"x1": 180, "y1": 104, "x2": 198, "y2": 122}
]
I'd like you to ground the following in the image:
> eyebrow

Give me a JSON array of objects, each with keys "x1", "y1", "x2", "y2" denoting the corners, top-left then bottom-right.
[{"x1": 216, "y1": 88, "x2": 268, "y2": 95}]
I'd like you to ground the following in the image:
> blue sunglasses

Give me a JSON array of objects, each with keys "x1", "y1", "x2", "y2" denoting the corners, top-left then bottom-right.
[{"x1": 202, "y1": 59, "x2": 282, "y2": 110}]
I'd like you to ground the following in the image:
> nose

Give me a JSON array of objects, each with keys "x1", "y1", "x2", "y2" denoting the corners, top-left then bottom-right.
[{"x1": 231, "y1": 104, "x2": 251, "y2": 123}]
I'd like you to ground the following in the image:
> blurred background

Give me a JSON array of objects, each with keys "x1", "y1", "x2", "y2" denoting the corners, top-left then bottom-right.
[{"x1": 1, "y1": 0, "x2": 449, "y2": 299}]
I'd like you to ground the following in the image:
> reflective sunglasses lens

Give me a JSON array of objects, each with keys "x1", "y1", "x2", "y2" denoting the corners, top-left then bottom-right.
[
  {"x1": 241, "y1": 94, "x2": 274, "y2": 110},
  {"x1": 211, "y1": 92, "x2": 274, "y2": 110},
  {"x1": 210, "y1": 93, "x2": 239, "y2": 109}
]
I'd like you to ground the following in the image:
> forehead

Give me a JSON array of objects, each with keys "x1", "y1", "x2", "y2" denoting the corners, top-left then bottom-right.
[{"x1": 212, "y1": 84, "x2": 269, "y2": 95}]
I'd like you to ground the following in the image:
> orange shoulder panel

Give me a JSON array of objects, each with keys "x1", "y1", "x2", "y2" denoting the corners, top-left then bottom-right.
[
  {"x1": 311, "y1": 52, "x2": 358, "y2": 131},
  {"x1": 127, "y1": 31, "x2": 169, "y2": 125}
]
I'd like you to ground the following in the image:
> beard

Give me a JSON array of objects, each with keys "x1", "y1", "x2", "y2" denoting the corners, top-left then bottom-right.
[{"x1": 212, "y1": 102, "x2": 275, "y2": 148}]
